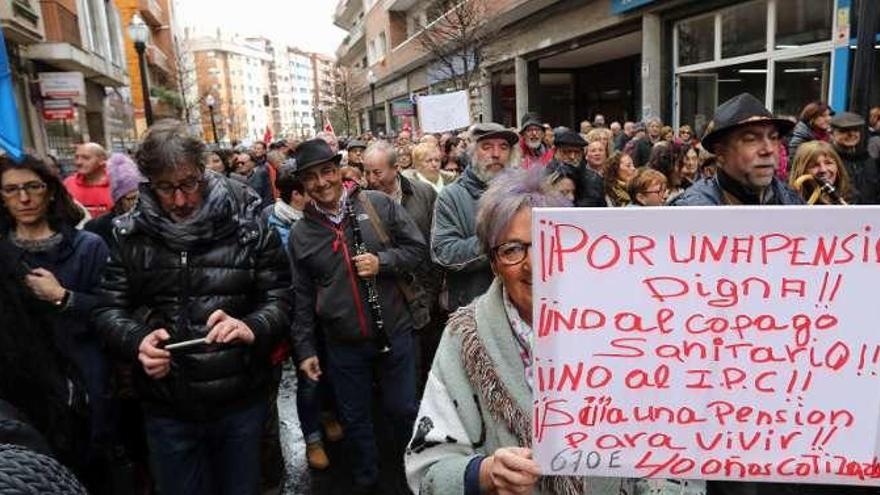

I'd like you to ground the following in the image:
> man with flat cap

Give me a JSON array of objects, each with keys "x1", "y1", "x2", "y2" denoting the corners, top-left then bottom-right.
[
  {"x1": 288, "y1": 139, "x2": 427, "y2": 495},
  {"x1": 670, "y1": 93, "x2": 803, "y2": 207},
  {"x1": 519, "y1": 113, "x2": 554, "y2": 169},
  {"x1": 431, "y1": 122, "x2": 521, "y2": 311},
  {"x1": 830, "y1": 111, "x2": 880, "y2": 204},
  {"x1": 547, "y1": 128, "x2": 606, "y2": 207}
]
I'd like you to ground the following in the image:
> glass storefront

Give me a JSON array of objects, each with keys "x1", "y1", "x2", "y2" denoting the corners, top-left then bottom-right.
[{"x1": 675, "y1": 0, "x2": 837, "y2": 132}]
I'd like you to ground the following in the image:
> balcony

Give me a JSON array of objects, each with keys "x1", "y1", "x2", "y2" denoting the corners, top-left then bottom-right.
[
  {"x1": 333, "y1": 0, "x2": 360, "y2": 29},
  {"x1": 384, "y1": 0, "x2": 418, "y2": 11},
  {"x1": 40, "y1": 0, "x2": 80, "y2": 48},
  {"x1": 2, "y1": 0, "x2": 44, "y2": 43},
  {"x1": 146, "y1": 43, "x2": 171, "y2": 76},
  {"x1": 138, "y1": 0, "x2": 163, "y2": 27},
  {"x1": 335, "y1": 21, "x2": 365, "y2": 61}
]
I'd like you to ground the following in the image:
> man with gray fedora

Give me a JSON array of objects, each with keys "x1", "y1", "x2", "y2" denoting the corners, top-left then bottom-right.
[
  {"x1": 288, "y1": 138, "x2": 426, "y2": 494},
  {"x1": 670, "y1": 93, "x2": 803, "y2": 207},
  {"x1": 431, "y1": 122, "x2": 521, "y2": 311}
]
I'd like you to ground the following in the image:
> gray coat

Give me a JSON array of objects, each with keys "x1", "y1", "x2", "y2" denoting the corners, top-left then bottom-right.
[{"x1": 430, "y1": 167, "x2": 493, "y2": 311}]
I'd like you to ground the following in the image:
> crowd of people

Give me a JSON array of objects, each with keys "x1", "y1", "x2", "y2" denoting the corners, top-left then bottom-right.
[{"x1": 0, "y1": 92, "x2": 879, "y2": 495}]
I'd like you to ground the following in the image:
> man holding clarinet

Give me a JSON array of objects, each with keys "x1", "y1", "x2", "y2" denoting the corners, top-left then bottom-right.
[{"x1": 289, "y1": 138, "x2": 427, "y2": 495}]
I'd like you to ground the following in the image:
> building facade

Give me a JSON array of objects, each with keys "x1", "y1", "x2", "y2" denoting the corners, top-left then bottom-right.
[
  {"x1": 311, "y1": 52, "x2": 337, "y2": 129},
  {"x1": 334, "y1": 0, "x2": 880, "y2": 136},
  {"x1": 3, "y1": 0, "x2": 132, "y2": 161}
]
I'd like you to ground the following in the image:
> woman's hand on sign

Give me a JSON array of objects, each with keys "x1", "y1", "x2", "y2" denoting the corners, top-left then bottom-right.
[{"x1": 480, "y1": 447, "x2": 541, "y2": 495}]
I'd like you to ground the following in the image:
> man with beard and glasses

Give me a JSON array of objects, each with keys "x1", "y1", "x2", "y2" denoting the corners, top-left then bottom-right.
[
  {"x1": 670, "y1": 93, "x2": 802, "y2": 208},
  {"x1": 545, "y1": 129, "x2": 606, "y2": 207},
  {"x1": 93, "y1": 120, "x2": 291, "y2": 495},
  {"x1": 518, "y1": 114, "x2": 553, "y2": 169},
  {"x1": 431, "y1": 123, "x2": 521, "y2": 311}
]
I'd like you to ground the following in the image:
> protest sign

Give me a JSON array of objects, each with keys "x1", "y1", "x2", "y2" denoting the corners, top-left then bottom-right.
[
  {"x1": 532, "y1": 206, "x2": 880, "y2": 485},
  {"x1": 416, "y1": 91, "x2": 470, "y2": 133}
]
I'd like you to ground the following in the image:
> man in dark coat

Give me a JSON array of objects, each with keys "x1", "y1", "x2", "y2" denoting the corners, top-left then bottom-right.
[
  {"x1": 670, "y1": 93, "x2": 803, "y2": 207},
  {"x1": 431, "y1": 123, "x2": 521, "y2": 311},
  {"x1": 290, "y1": 139, "x2": 427, "y2": 495},
  {"x1": 93, "y1": 120, "x2": 291, "y2": 495},
  {"x1": 830, "y1": 111, "x2": 880, "y2": 204},
  {"x1": 549, "y1": 129, "x2": 606, "y2": 207}
]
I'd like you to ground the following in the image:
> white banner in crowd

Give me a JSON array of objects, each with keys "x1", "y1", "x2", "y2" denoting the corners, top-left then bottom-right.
[
  {"x1": 416, "y1": 90, "x2": 471, "y2": 133},
  {"x1": 532, "y1": 206, "x2": 880, "y2": 486}
]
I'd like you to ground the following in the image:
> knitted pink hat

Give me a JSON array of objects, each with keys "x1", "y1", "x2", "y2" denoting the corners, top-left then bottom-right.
[{"x1": 107, "y1": 153, "x2": 145, "y2": 202}]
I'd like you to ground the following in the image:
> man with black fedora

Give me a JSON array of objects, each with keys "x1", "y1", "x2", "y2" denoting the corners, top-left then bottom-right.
[
  {"x1": 830, "y1": 111, "x2": 880, "y2": 204},
  {"x1": 519, "y1": 112, "x2": 553, "y2": 169},
  {"x1": 547, "y1": 128, "x2": 606, "y2": 207},
  {"x1": 670, "y1": 93, "x2": 803, "y2": 207},
  {"x1": 288, "y1": 138, "x2": 427, "y2": 494},
  {"x1": 431, "y1": 122, "x2": 520, "y2": 311}
]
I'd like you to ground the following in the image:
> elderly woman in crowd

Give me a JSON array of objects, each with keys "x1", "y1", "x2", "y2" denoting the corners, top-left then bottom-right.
[
  {"x1": 406, "y1": 141, "x2": 456, "y2": 193},
  {"x1": 603, "y1": 151, "x2": 636, "y2": 206},
  {"x1": 405, "y1": 167, "x2": 704, "y2": 495},
  {"x1": 629, "y1": 168, "x2": 669, "y2": 206},
  {"x1": 543, "y1": 161, "x2": 579, "y2": 202},
  {"x1": 788, "y1": 140, "x2": 852, "y2": 205},
  {"x1": 396, "y1": 145, "x2": 414, "y2": 170}
]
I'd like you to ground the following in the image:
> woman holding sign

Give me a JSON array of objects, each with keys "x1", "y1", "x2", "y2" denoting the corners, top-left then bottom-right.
[{"x1": 405, "y1": 168, "x2": 704, "y2": 495}]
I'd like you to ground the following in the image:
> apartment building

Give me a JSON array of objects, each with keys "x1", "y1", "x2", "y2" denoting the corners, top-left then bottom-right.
[
  {"x1": 188, "y1": 33, "x2": 274, "y2": 144},
  {"x1": 311, "y1": 52, "x2": 337, "y2": 127},
  {"x1": 335, "y1": 0, "x2": 879, "y2": 136},
  {"x1": 4, "y1": 0, "x2": 132, "y2": 158},
  {"x1": 188, "y1": 30, "x2": 335, "y2": 144}
]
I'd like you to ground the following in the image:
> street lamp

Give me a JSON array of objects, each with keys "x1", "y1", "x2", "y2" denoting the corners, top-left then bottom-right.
[
  {"x1": 205, "y1": 94, "x2": 218, "y2": 144},
  {"x1": 127, "y1": 13, "x2": 153, "y2": 127},
  {"x1": 367, "y1": 69, "x2": 376, "y2": 134}
]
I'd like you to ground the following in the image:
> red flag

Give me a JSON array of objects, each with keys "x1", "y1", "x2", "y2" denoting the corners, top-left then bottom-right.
[
  {"x1": 323, "y1": 112, "x2": 335, "y2": 135},
  {"x1": 263, "y1": 126, "x2": 272, "y2": 145}
]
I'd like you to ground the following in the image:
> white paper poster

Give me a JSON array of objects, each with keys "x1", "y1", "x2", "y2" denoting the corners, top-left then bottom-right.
[
  {"x1": 532, "y1": 206, "x2": 880, "y2": 486},
  {"x1": 416, "y1": 91, "x2": 471, "y2": 133}
]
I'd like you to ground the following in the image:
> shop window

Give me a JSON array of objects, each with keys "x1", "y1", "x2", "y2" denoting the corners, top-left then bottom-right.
[
  {"x1": 678, "y1": 15, "x2": 715, "y2": 66},
  {"x1": 721, "y1": 0, "x2": 767, "y2": 59},
  {"x1": 773, "y1": 54, "x2": 830, "y2": 118},
  {"x1": 775, "y1": 0, "x2": 833, "y2": 48},
  {"x1": 679, "y1": 61, "x2": 767, "y2": 136}
]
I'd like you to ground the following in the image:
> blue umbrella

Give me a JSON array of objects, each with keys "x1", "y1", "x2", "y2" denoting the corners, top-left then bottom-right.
[{"x1": 0, "y1": 25, "x2": 24, "y2": 162}]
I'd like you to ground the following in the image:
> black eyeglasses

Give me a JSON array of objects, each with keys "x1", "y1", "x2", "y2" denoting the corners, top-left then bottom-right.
[
  {"x1": 150, "y1": 176, "x2": 203, "y2": 197},
  {"x1": 1, "y1": 181, "x2": 47, "y2": 198},
  {"x1": 491, "y1": 240, "x2": 531, "y2": 266}
]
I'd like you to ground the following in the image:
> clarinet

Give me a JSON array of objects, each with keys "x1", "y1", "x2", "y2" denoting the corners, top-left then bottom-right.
[
  {"x1": 346, "y1": 193, "x2": 392, "y2": 354},
  {"x1": 814, "y1": 175, "x2": 848, "y2": 205}
]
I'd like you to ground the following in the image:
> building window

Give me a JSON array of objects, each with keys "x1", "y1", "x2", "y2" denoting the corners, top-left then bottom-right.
[
  {"x1": 720, "y1": 1, "x2": 768, "y2": 59},
  {"x1": 775, "y1": 0, "x2": 834, "y2": 48},
  {"x1": 677, "y1": 15, "x2": 714, "y2": 67},
  {"x1": 674, "y1": 0, "x2": 836, "y2": 130},
  {"x1": 378, "y1": 31, "x2": 387, "y2": 57}
]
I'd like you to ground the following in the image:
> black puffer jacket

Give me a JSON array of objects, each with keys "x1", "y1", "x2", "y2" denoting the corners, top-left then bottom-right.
[{"x1": 93, "y1": 172, "x2": 292, "y2": 420}]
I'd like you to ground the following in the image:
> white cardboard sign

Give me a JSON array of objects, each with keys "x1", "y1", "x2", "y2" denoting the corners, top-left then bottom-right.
[
  {"x1": 532, "y1": 206, "x2": 880, "y2": 486},
  {"x1": 416, "y1": 90, "x2": 471, "y2": 133}
]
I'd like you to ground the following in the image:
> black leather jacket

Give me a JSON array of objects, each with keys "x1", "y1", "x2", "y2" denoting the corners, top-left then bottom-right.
[{"x1": 93, "y1": 173, "x2": 292, "y2": 420}]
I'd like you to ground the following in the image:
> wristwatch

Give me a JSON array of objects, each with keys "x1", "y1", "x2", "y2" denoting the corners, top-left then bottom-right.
[{"x1": 54, "y1": 289, "x2": 71, "y2": 309}]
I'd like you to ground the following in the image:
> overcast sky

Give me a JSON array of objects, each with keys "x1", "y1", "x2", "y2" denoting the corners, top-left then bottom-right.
[{"x1": 174, "y1": 0, "x2": 348, "y2": 57}]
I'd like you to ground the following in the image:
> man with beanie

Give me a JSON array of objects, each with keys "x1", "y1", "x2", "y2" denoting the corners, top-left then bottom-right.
[
  {"x1": 84, "y1": 153, "x2": 144, "y2": 244},
  {"x1": 519, "y1": 113, "x2": 553, "y2": 169}
]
